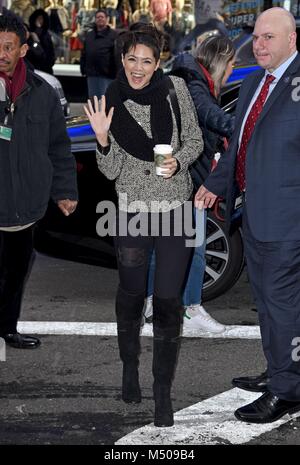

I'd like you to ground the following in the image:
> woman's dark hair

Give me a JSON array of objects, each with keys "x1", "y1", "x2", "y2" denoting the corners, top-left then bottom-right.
[
  {"x1": 194, "y1": 35, "x2": 235, "y2": 93},
  {"x1": 0, "y1": 14, "x2": 27, "y2": 45},
  {"x1": 122, "y1": 24, "x2": 163, "y2": 62}
]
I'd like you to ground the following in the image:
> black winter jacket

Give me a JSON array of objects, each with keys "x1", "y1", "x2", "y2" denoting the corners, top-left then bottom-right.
[
  {"x1": 28, "y1": 9, "x2": 55, "y2": 74},
  {"x1": 80, "y1": 25, "x2": 118, "y2": 78},
  {"x1": 171, "y1": 52, "x2": 234, "y2": 188},
  {"x1": 0, "y1": 69, "x2": 78, "y2": 227},
  {"x1": 26, "y1": 33, "x2": 55, "y2": 75}
]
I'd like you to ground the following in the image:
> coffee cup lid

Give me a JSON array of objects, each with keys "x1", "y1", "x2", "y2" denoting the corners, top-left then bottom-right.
[{"x1": 153, "y1": 144, "x2": 173, "y2": 154}]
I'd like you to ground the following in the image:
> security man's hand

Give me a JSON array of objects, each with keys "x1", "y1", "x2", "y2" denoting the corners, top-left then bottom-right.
[
  {"x1": 57, "y1": 199, "x2": 78, "y2": 216},
  {"x1": 194, "y1": 185, "x2": 217, "y2": 209}
]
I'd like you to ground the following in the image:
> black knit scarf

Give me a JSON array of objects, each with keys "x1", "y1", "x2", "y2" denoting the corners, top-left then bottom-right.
[{"x1": 105, "y1": 68, "x2": 173, "y2": 161}]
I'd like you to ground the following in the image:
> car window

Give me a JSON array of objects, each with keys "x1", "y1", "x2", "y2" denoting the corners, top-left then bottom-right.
[{"x1": 221, "y1": 84, "x2": 240, "y2": 113}]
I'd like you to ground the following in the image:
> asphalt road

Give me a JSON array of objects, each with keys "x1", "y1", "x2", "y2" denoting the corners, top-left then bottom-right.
[{"x1": 1, "y1": 251, "x2": 299, "y2": 449}]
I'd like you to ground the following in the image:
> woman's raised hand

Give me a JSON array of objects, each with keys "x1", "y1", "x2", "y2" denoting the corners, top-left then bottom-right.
[{"x1": 84, "y1": 95, "x2": 114, "y2": 147}]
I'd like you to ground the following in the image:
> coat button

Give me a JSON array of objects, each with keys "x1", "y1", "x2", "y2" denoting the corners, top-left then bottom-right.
[{"x1": 144, "y1": 169, "x2": 151, "y2": 175}]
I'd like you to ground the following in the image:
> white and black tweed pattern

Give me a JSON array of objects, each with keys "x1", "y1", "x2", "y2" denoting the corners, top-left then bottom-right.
[{"x1": 96, "y1": 76, "x2": 203, "y2": 212}]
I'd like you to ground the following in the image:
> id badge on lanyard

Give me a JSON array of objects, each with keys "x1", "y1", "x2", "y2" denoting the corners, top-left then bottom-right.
[{"x1": 0, "y1": 102, "x2": 14, "y2": 142}]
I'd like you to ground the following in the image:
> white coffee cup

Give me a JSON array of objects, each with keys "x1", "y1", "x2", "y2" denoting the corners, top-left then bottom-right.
[{"x1": 154, "y1": 144, "x2": 173, "y2": 176}]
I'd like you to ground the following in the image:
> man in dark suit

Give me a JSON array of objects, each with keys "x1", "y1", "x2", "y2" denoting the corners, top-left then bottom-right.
[{"x1": 195, "y1": 7, "x2": 300, "y2": 423}]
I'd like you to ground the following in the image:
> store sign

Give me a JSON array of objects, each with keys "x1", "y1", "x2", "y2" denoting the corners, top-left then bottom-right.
[
  {"x1": 223, "y1": 1, "x2": 264, "y2": 38},
  {"x1": 289, "y1": 0, "x2": 300, "y2": 17}
]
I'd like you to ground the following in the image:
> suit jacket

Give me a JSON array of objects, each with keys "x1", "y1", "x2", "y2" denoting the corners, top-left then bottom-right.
[{"x1": 204, "y1": 53, "x2": 300, "y2": 242}]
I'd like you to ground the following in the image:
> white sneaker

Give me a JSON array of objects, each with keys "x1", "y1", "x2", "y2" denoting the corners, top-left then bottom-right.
[
  {"x1": 184, "y1": 304, "x2": 225, "y2": 333},
  {"x1": 143, "y1": 295, "x2": 153, "y2": 323}
]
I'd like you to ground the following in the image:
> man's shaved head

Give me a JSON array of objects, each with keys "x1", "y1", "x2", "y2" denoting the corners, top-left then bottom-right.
[
  {"x1": 257, "y1": 7, "x2": 296, "y2": 34},
  {"x1": 252, "y1": 7, "x2": 297, "y2": 72}
]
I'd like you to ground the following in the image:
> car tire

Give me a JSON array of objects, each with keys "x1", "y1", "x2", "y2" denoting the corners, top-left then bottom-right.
[{"x1": 202, "y1": 213, "x2": 244, "y2": 302}]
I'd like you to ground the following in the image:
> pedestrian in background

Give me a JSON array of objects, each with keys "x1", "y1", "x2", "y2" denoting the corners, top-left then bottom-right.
[
  {"x1": 84, "y1": 26, "x2": 203, "y2": 427},
  {"x1": 0, "y1": 14, "x2": 78, "y2": 349},
  {"x1": 80, "y1": 9, "x2": 118, "y2": 99},
  {"x1": 28, "y1": 8, "x2": 55, "y2": 75}
]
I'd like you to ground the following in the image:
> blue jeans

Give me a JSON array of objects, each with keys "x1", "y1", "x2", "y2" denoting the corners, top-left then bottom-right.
[
  {"x1": 87, "y1": 76, "x2": 113, "y2": 99},
  {"x1": 146, "y1": 208, "x2": 207, "y2": 306}
]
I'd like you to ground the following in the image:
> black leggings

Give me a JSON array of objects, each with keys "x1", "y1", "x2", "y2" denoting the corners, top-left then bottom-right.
[{"x1": 114, "y1": 206, "x2": 194, "y2": 299}]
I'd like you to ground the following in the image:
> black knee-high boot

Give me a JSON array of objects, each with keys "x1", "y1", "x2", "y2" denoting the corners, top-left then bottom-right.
[
  {"x1": 116, "y1": 286, "x2": 144, "y2": 403},
  {"x1": 152, "y1": 295, "x2": 183, "y2": 427}
]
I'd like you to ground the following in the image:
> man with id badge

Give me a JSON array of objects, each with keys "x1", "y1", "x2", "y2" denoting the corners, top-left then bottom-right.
[{"x1": 0, "y1": 14, "x2": 78, "y2": 349}]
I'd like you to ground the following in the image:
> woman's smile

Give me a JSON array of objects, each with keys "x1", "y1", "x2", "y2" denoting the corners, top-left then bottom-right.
[{"x1": 122, "y1": 44, "x2": 160, "y2": 89}]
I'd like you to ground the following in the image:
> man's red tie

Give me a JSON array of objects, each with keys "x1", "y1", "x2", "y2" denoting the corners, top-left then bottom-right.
[{"x1": 236, "y1": 74, "x2": 275, "y2": 191}]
